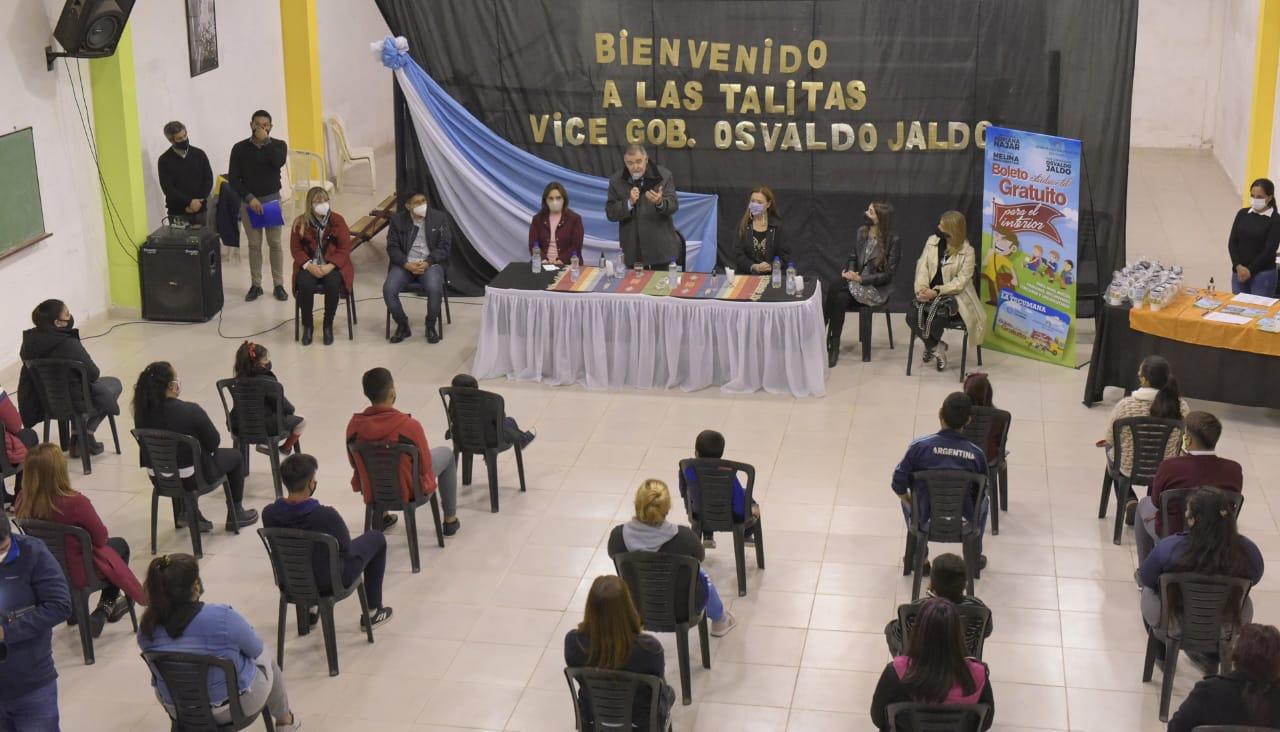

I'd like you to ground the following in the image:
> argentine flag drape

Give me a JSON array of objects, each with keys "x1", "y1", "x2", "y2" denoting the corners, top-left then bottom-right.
[{"x1": 377, "y1": 36, "x2": 719, "y2": 272}]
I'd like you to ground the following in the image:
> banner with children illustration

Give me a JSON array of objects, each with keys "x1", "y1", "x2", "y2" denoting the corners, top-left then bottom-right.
[{"x1": 980, "y1": 126, "x2": 1082, "y2": 366}]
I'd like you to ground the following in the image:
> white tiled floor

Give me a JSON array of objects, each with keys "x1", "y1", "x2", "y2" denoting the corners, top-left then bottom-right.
[{"x1": 7, "y1": 149, "x2": 1277, "y2": 731}]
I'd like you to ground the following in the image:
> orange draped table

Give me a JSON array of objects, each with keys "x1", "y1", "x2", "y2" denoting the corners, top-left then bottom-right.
[{"x1": 1127, "y1": 292, "x2": 1280, "y2": 357}]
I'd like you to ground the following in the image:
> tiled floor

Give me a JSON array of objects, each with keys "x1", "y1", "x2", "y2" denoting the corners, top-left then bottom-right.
[{"x1": 9, "y1": 148, "x2": 1278, "y2": 731}]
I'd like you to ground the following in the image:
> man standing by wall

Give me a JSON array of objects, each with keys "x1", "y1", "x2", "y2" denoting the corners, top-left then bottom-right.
[
  {"x1": 227, "y1": 110, "x2": 289, "y2": 302},
  {"x1": 157, "y1": 121, "x2": 213, "y2": 227},
  {"x1": 605, "y1": 145, "x2": 682, "y2": 267}
]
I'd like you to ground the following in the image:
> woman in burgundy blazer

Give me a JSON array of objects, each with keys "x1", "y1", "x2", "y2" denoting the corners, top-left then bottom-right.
[
  {"x1": 290, "y1": 187, "x2": 355, "y2": 344},
  {"x1": 16, "y1": 444, "x2": 146, "y2": 636},
  {"x1": 527, "y1": 181, "x2": 585, "y2": 266}
]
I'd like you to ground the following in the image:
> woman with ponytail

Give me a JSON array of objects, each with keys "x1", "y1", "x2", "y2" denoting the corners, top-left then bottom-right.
[
  {"x1": 137, "y1": 555, "x2": 299, "y2": 730},
  {"x1": 132, "y1": 362, "x2": 258, "y2": 533},
  {"x1": 231, "y1": 342, "x2": 304, "y2": 455},
  {"x1": 1099, "y1": 354, "x2": 1189, "y2": 475},
  {"x1": 1168, "y1": 622, "x2": 1280, "y2": 730}
]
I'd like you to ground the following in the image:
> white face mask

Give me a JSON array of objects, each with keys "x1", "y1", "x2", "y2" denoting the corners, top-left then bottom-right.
[
  {"x1": 1251, "y1": 197, "x2": 1270, "y2": 212},
  {"x1": 312, "y1": 201, "x2": 330, "y2": 217},
  {"x1": 411, "y1": 203, "x2": 427, "y2": 218},
  {"x1": 547, "y1": 199, "x2": 564, "y2": 213}
]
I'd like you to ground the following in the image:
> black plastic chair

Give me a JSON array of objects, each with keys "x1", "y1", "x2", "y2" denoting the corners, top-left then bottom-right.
[
  {"x1": 23, "y1": 358, "x2": 122, "y2": 475},
  {"x1": 851, "y1": 300, "x2": 896, "y2": 362},
  {"x1": 141, "y1": 651, "x2": 275, "y2": 731},
  {"x1": 132, "y1": 428, "x2": 239, "y2": 559},
  {"x1": 885, "y1": 702, "x2": 991, "y2": 732},
  {"x1": 257, "y1": 528, "x2": 375, "y2": 677},
  {"x1": 904, "y1": 470, "x2": 988, "y2": 601},
  {"x1": 1143, "y1": 572, "x2": 1252, "y2": 722},
  {"x1": 347, "y1": 440, "x2": 444, "y2": 573},
  {"x1": 1157, "y1": 486, "x2": 1244, "y2": 540},
  {"x1": 1098, "y1": 416, "x2": 1183, "y2": 545},
  {"x1": 895, "y1": 601, "x2": 992, "y2": 660},
  {"x1": 216, "y1": 377, "x2": 303, "y2": 500},
  {"x1": 438, "y1": 385, "x2": 527, "y2": 513},
  {"x1": 0, "y1": 446, "x2": 19, "y2": 509},
  {"x1": 563, "y1": 667, "x2": 672, "y2": 732},
  {"x1": 15, "y1": 518, "x2": 139, "y2": 665},
  {"x1": 293, "y1": 281, "x2": 357, "y2": 341},
  {"x1": 677, "y1": 458, "x2": 765, "y2": 597},
  {"x1": 613, "y1": 551, "x2": 710, "y2": 706},
  {"x1": 905, "y1": 315, "x2": 983, "y2": 382},
  {"x1": 384, "y1": 279, "x2": 453, "y2": 339},
  {"x1": 960, "y1": 406, "x2": 1012, "y2": 536}
]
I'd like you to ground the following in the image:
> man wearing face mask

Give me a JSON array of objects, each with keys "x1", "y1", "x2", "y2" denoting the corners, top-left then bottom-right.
[
  {"x1": 605, "y1": 145, "x2": 682, "y2": 267},
  {"x1": 17, "y1": 299, "x2": 122, "y2": 456},
  {"x1": 383, "y1": 192, "x2": 452, "y2": 344},
  {"x1": 227, "y1": 110, "x2": 289, "y2": 303},
  {"x1": 157, "y1": 121, "x2": 213, "y2": 227}
]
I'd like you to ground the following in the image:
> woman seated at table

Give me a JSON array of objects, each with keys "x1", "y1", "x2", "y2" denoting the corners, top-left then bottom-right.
[
  {"x1": 733, "y1": 186, "x2": 787, "y2": 274},
  {"x1": 527, "y1": 181, "x2": 584, "y2": 266},
  {"x1": 1228, "y1": 177, "x2": 1279, "y2": 296},
  {"x1": 905, "y1": 211, "x2": 985, "y2": 371},
  {"x1": 824, "y1": 201, "x2": 900, "y2": 366},
  {"x1": 290, "y1": 187, "x2": 354, "y2": 346}
]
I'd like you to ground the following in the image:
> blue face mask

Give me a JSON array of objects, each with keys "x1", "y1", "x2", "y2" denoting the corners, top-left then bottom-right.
[{"x1": 748, "y1": 202, "x2": 766, "y2": 216}]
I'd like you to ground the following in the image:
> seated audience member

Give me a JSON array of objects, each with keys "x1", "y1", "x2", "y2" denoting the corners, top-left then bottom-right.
[
  {"x1": 448, "y1": 374, "x2": 535, "y2": 449},
  {"x1": 290, "y1": 186, "x2": 354, "y2": 346},
  {"x1": 680, "y1": 429, "x2": 760, "y2": 548},
  {"x1": 527, "y1": 181, "x2": 584, "y2": 267},
  {"x1": 870, "y1": 596, "x2": 994, "y2": 731},
  {"x1": 608, "y1": 479, "x2": 736, "y2": 636},
  {"x1": 137, "y1": 554, "x2": 299, "y2": 731},
  {"x1": 1098, "y1": 354, "x2": 1189, "y2": 477},
  {"x1": 231, "y1": 342, "x2": 305, "y2": 456},
  {"x1": 884, "y1": 553, "x2": 993, "y2": 657},
  {"x1": 824, "y1": 201, "x2": 900, "y2": 366},
  {"x1": 18, "y1": 299, "x2": 123, "y2": 456},
  {"x1": 1, "y1": 382, "x2": 37, "y2": 500},
  {"x1": 1134, "y1": 411, "x2": 1243, "y2": 562},
  {"x1": 1168, "y1": 622, "x2": 1280, "y2": 731},
  {"x1": 733, "y1": 186, "x2": 787, "y2": 274},
  {"x1": 262, "y1": 454, "x2": 393, "y2": 629},
  {"x1": 384, "y1": 192, "x2": 452, "y2": 344},
  {"x1": 16, "y1": 444, "x2": 146, "y2": 638},
  {"x1": 1139, "y1": 489, "x2": 1263, "y2": 638},
  {"x1": 565, "y1": 575, "x2": 675, "y2": 730},
  {"x1": 962, "y1": 372, "x2": 1003, "y2": 462},
  {"x1": 132, "y1": 362, "x2": 259, "y2": 533},
  {"x1": 346, "y1": 367, "x2": 460, "y2": 535},
  {"x1": 0, "y1": 516, "x2": 71, "y2": 729},
  {"x1": 892, "y1": 393, "x2": 989, "y2": 573}
]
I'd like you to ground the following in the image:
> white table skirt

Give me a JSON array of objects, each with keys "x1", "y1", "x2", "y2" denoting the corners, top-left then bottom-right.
[{"x1": 472, "y1": 285, "x2": 828, "y2": 397}]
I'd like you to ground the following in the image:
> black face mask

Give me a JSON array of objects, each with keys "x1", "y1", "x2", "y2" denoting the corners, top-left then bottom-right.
[
  {"x1": 935, "y1": 229, "x2": 948, "y2": 241},
  {"x1": 862, "y1": 214, "x2": 875, "y2": 226},
  {"x1": 173, "y1": 139, "x2": 190, "y2": 151},
  {"x1": 60, "y1": 316, "x2": 75, "y2": 330}
]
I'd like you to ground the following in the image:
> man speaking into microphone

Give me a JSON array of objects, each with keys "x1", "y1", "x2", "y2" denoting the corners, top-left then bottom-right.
[{"x1": 605, "y1": 144, "x2": 682, "y2": 267}]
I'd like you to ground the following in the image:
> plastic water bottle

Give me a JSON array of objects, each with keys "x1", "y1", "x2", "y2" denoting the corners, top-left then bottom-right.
[
  {"x1": 598, "y1": 253, "x2": 606, "y2": 271},
  {"x1": 667, "y1": 258, "x2": 678, "y2": 289},
  {"x1": 785, "y1": 262, "x2": 797, "y2": 295},
  {"x1": 771, "y1": 256, "x2": 782, "y2": 288},
  {"x1": 1207, "y1": 277, "x2": 1216, "y2": 295},
  {"x1": 531, "y1": 246, "x2": 542, "y2": 273},
  {"x1": 570, "y1": 254, "x2": 580, "y2": 276}
]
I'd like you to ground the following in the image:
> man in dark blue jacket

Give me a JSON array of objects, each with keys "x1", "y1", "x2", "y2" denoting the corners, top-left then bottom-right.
[
  {"x1": 383, "y1": 192, "x2": 453, "y2": 344},
  {"x1": 892, "y1": 392, "x2": 989, "y2": 574},
  {"x1": 0, "y1": 516, "x2": 72, "y2": 730},
  {"x1": 262, "y1": 454, "x2": 393, "y2": 630}
]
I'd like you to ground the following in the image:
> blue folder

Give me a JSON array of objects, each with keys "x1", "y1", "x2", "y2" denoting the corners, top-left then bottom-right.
[{"x1": 247, "y1": 199, "x2": 285, "y2": 229}]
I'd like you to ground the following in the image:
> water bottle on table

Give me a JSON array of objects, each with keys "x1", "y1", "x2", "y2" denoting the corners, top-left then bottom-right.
[
  {"x1": 668, "y1": 258, "x2": 678, "y2": 289},
  {"x1": 771, "y1": 256, "x2": 782, "y2": 288},
  {"x1": 785, "y1": 261, "x2": 797, "y2": 295},
  {"x1": 570, "y1": 254, "x2": 580, "y2": 278},
  {"x1": 532, "y1": 246, "x2": 542, "y2": 273}
]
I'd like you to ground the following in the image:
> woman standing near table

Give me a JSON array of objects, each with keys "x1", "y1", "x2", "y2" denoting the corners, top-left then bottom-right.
[
  {"x1": 527, "y1": 182, "x2": 584, "y2": 267},
  {"x1": 1228, "y1": 177, "x2": 1279, "y2": 296},
  {"x1": 733, "y1": 186, "x2": 787, "y2": 274}
]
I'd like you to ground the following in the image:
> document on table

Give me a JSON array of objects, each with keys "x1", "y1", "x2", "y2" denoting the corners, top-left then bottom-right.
[
  {"x1": 1229, "y1": 292, "x2": 1279, "y2": 308},
  {"x1": 1204, "y1": 311, "x2": 1253, "y2": 325}
]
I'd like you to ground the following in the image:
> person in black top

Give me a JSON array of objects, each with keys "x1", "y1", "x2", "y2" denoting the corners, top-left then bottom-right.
[
  {"x1": 132, "y1": 361, "x2": 258, "y2": 532},
  {"x1": 227, "y1": 110, "x2": 289, "y2": 303},
  {"x1": 824, "y1": 201, "x2": 902, "y2": 366},
  {"x1": 1168, "y1": 622, "x2": 1280, "y2": 731},
  {"x1": 262, "y1": 454, "x2": 393, "y2": 630},
  {"x1": 883, "y1": 553, "x2": 993, "y2": 656},
  {"x1": 1229, "y1": 177, "x2": 1280, "y2": 296},
  {"x1": 157, "y1": 121, "x2": 213, "y2": 226},
  {"x1": 564, "y1": 575, "x2": 674, "y2": 730},
  {"x1": 733, "y1": 186, "x2": 787, "y2": 274},
  {"x1": 231, "y1": 342, "x2": 304, "y2": 455},
  {"x1": 384, "y1": 192, "x2": 453, "y2": 344},
  {"x1": 17, "y1": 299, "x2": 122, "y2": 456}
]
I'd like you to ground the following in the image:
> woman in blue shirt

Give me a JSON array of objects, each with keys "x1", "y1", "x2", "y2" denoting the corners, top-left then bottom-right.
[{"x1": 136, "y1": 554, "x2": 299, "y2": 730}]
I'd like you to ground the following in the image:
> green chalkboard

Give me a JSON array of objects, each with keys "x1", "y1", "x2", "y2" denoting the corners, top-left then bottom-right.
[{"x1": 0, "y1": 127, "x2": 49, "y2": 260}]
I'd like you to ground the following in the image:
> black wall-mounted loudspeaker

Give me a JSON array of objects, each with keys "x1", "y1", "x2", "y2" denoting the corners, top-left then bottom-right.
[{"x1": 45, "y1": 0, "x2": 136, "y2": 70}]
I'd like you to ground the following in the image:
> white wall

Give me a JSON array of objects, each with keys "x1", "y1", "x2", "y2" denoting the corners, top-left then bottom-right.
[
  {"x1": 0, "y1": 1, "x2": 111, "y2": 371},
  {"x1": 1130, "y1": 0, "x2": 1222, "y2": 148},
  {"x1": 1212, "y1": 0, "x2": 1261, "y2": 194},
  {"x1": 317, "y1": 0, "x2": 393, "y2": 175}
]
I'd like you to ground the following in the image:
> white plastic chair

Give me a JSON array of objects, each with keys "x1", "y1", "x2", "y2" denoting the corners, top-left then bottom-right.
[
  {"x1": 327, "y1": 116, "x2": 375, "y2": 191},
  {"x1": 288, "y1": 149, "x2": 334, "y2": 206}
]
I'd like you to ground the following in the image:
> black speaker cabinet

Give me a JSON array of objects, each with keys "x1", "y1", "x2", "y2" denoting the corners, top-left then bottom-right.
[
  {"x1": 139, "y1": 225, "x2": 223, "y2": 322},
  {"x1": 50, "y1": 0, "x2": 135, "y2": 60}
]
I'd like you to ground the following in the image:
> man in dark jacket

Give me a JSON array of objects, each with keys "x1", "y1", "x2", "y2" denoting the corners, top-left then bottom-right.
[
  {"x1": 17, "y1": 299, "x2": 122, "y2": 454},
  {"x1": 605, "y1": 145, "x2": 682, "y2": 267},
  {"x1": 262, "y1": 454, "x2": 393, "y2": 630},
  {"x1": 227, "y1": 109, "x2": 289, "y2": 302},
  {"x1": 0, "y1": 516, "x2": 72, "y2": 730},
  {"x1": 157, "y1": 121, "x2": 213, "y2": 226},
  {"x1": 382, "y1": 192, "x2": 452, "y2": 343}
]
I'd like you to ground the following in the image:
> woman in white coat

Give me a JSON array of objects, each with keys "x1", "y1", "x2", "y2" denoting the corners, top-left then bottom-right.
[{"x1": 906, "y1": 210, "x2": 986, "y2": 371}]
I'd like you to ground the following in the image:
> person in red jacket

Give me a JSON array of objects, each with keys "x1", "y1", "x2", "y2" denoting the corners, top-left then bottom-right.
[
  {"x1": 1, "y1": 384, "x2": 37, "y2": 504},
  {"x1": 290, "y1": 187, "x2": 354, "y2": 346},
  {"x1": 527, "y1": 181, "x2": 585, "y2": 267},
  {"x1": 345, "y1": 367, "x2": 460, "y2": 535},
  {"x1": 15, "y1": 444, "x2": 146, "y2": 638},
  {"x1": 1135, "y1": 410, "x2": 1244, "y2": 562}
]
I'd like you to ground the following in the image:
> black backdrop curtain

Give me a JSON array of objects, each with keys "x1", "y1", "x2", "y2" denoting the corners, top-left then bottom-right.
[{"x1": 376, "y1": 0, "x2": 1137, "y2": 307}]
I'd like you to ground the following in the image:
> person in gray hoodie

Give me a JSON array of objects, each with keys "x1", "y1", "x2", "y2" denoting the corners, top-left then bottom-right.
[{"x1": 607, "y1": 478, "x2": 736, "y2": 637}]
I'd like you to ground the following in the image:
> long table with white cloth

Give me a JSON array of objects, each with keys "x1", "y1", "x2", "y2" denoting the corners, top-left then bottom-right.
[{"x1": 472, "y1": 263, "x2": 828, "y2": 397}]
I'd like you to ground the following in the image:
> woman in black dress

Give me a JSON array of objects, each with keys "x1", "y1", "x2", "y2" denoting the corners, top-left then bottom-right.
[{"x1": 824, "y1": 201, "x2": 901, "y2": 366}]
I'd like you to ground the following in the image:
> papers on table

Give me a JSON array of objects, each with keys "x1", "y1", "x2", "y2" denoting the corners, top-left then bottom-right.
[
  {"x1": 1203, "y1": 311, "x2": 1253, "y2": 325},
  {"x1": 1193, "y1": 297, "x2": 1221, "y2": 309},
  {"x1": 1230, "y1": 292, "x2": 1279, "y2": 308},
  {"x1": 542, "y1": 264, "x2": 559, "y2": 271}
]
